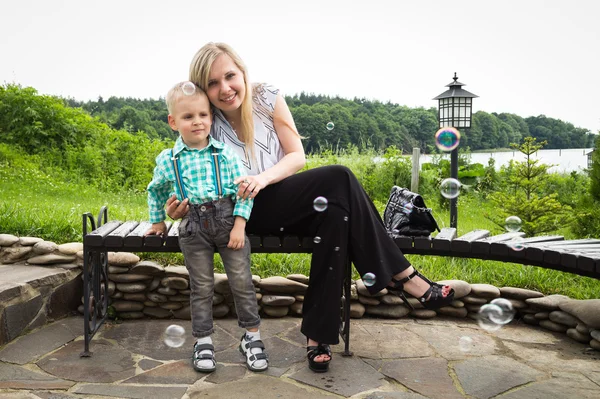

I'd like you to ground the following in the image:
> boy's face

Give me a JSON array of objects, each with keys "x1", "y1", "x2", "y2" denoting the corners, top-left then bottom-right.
[{"x1": 168, "y1": 93, "x2": 212, "y2": 149}]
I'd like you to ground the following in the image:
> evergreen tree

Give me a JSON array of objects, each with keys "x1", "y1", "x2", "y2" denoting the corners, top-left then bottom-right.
[{"x1": 485, "y1": 137, "x2": 572, "y2": 236}]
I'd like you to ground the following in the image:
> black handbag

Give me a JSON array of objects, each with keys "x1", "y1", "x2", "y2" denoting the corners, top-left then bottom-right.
[{"x1": 383, "y1": 186, "x2": 440, "y2": 237}]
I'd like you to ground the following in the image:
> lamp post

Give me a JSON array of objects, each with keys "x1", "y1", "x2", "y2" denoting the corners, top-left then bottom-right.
[{"x1": 433, "y1": 73, "x2": 478, "y2": 228}]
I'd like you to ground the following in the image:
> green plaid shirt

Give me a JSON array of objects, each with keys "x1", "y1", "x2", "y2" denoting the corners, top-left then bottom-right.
[{"x1": 147, "y1": 136, "x2": 253, "y2": 223}]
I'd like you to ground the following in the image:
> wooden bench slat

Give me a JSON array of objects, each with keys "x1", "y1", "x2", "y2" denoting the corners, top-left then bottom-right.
[
  {"x1": 165, "y1": 221, "x2": 180, "y2": 248},
  {"x1": 144, "y1": 221, "x2": 172, "y2": 248},
  {"x1": 104, "y1": 221, "x2": 140, "y2": 247},
  {"x1": 527, "y1": 238, "x2": 600, "y2": 248},
  {"x1": 394, "y1": 236, "x2": 413, "y2": 250},
  {"x1": 451, "y1": 229, "x2": 490, "y2": 252},
  {"x1": 301, "y1": 237, "x2": 314, "y2": 250},
  {"x1": 248, "y1": 235, "x2": 262, "y2": 249},
  {"x1": 470, "y1": 232, "x2": 524, "y2": 255},
  {"x1": 282, "y1": 236, "x2": 301, "y2": 250},
  {"x1": 413, "y1": 236, "x2": 432, "y2": 250},
  {"x1": 123, "y1": 222, "x2": 152, "y2": 247},
  {"x1": 491, "y1": 235, "x2": 564, "y2": 258},
  {"x1": 84, "y1": 221, "x2": 123, "y2": 246},
  {"x1": 262, "y1": 236, "x2": 281, "y2": 249},
  {"x1": 432, "y1": 227, "x2": 456, "y2": 251}
]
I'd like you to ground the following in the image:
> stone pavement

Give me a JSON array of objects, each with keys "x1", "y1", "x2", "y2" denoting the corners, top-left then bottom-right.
[{"x1": 0, "y1": 315, "x2": 599, "y2": 399}]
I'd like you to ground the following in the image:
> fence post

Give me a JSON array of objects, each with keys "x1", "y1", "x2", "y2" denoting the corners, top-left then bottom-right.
[{"x1": 411, "y1": 147, "x2": 420, "y2": 193}]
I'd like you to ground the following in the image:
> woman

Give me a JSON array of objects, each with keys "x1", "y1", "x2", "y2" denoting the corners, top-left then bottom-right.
[{"x1": 166, "y1": 42, "x2": 454, "y2": 372}]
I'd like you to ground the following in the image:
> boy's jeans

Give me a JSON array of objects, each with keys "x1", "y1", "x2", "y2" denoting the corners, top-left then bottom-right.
[{"x1": 178, "y1": 198, "x2": 260, "y2": 338}]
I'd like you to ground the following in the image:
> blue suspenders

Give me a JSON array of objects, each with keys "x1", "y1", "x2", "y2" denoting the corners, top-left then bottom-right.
[{"x1": 170, "y1": 148, "x2": 223, "y2": 201}]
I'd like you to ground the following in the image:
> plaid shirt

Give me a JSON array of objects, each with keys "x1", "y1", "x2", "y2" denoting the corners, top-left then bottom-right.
[{"x1": 147, "y1": 136, "x2": 253, "y2": 223}]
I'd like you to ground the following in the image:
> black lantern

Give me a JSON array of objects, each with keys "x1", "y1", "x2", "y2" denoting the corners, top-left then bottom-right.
[{"x1": 433, "y1": 73, "x2": 478, "y2": 228}]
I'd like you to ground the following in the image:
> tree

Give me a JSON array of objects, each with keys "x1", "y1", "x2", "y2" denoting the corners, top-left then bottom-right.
[{"x1": 485, "y1": 137, "x2": 573, "y2": 236}]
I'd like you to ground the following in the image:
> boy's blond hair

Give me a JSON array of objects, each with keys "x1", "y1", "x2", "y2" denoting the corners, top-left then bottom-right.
[{"x1": 165, "y1": 81, "x2": 208, "y2": 114}]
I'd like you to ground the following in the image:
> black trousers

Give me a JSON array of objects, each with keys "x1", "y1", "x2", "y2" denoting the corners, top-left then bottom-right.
[{"x1": 246, "y1": 165, "x2": 411, "y2": 344}]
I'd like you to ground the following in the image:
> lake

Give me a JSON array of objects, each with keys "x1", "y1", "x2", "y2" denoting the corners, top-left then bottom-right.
[{"x1": 419, "y1": 148, "x2": 594, "y2": 174}]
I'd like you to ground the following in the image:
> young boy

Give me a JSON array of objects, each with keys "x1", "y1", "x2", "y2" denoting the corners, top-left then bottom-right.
[{"x1": 146, "y1": 81, "x2": 268, "y2": 373}]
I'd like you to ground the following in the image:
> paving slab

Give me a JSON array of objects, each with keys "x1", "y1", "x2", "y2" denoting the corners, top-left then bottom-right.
[
  {"x1": 32, "y1": 392, "x2": 82, "y2": 399},
  {"x1": 363, "y1": 392, "x2": 430, "y2": 399},
  {"x1": 123, "y1": 359, "x2": 203, "y2": 384},
  {"x1": 290, "y1": 354, "x2": 385, "y2": 397},
  {"x1": 0, "y1": 363, "x2": 75, "y2": 390},
  {"x1": 203, "y1": 364, "x2": 247, "y2": 384},
  {"x1": 0, "y1": 317, "x2": 81, "y2": 364},
  {"x1": 349, "y1": 320, "x2": 435, "y2": 359},
  {"x1": 497, "y1": 376, "x2": 600, "y2": 399},
  {"x1": 186, "y1": 375, "x2": 332, "y2": 399},
  {"x1": 138, "y1": 358, "x2": 164, "y2": 370},
  {"x1": 453, "y1": 355, "x2": 545, "y2": 399},
  {"x1": 404, "y1": 322, "x2": 497, "y2": 360},
  {"x1": 379, "y1": 357, "x2": 463, "y2": 399},
  {"x1": 35, "y1": 339, "x2": 136, "y2": 383},
  {"x1": 503, "y1": 340, "x2": 600, "y2": 372},
  {"x1": 100, "y1": 319, "x2": 237, "y2": 361},
  {"x1": 491, "y1": 321, "x2": 563, "y2": 344},
  {"x1": 72, "y1": 383, "x2": 188, "y2": 399}
]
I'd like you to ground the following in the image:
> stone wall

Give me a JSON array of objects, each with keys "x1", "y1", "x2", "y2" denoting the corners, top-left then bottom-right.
[
  {"x1": 1, "y1": 233, "x2": 599, "y2": 351},
  {"x1": 0, "y1": 234, "x2": 82, "y2": 346}
]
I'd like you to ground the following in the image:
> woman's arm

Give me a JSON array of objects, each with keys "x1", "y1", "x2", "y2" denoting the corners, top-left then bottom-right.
[
  {"x1": 236, "y1": 94, "x2": 306, "y2": 199},
  {"x1": 261, "y1": 94, "x2": 306, "y2": 184}
]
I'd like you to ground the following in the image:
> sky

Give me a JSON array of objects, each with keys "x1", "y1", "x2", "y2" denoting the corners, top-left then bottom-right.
[{"x1": 1, "y1": 0, "x2": 599, "y2": 134}]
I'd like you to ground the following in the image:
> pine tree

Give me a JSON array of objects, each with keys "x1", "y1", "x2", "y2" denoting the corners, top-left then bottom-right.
[{"x1": 486, "y1": 137, "x2": 572, "y2": 236}]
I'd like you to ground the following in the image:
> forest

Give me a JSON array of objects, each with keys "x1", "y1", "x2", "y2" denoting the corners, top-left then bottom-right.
[{"x1": 66, "y1": 91, "x2": 595, "y2": 153}]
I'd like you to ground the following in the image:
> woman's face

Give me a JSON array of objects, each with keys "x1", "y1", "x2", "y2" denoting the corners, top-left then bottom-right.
[{"x1": 206, "y1": 54, "x2": 246, "y2": 114}]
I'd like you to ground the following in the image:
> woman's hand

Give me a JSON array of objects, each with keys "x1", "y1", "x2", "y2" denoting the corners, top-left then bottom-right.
[
  {"x1": 234, "y1": 174, "x2": 268, "y2": 200},
  {"x1": 166, "y1": 195, "x2": 190, "y2": 220}
]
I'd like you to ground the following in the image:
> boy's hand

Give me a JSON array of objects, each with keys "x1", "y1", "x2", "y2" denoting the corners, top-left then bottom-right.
[
  {"x1": 146, "y1": 222, "x2": 167, "y2": 236},
  {"x1": 227, "y1": 216, "x2": 247, "y2": 250},
  {"x1": 166, "y1": 195, "x2": 189, "y2": 220},
  {"x1": 227, "y1": 226, "x2": 245, "y2": 250}
]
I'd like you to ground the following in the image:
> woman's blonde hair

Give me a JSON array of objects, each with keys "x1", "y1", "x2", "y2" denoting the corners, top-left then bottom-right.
[{"x1": 189, "y1": 43, "x2": 255, "y2": 158}]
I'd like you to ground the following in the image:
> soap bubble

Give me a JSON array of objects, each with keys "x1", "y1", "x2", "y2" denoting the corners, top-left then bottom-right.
[
  {"x1": 459, "y1": 336, "x2": 473, "y2": 352},
  {"x1": 434, "y1": 127, "x2": 461, "y2": 152},
  {"x1": 402, "y1": 202, "x2": 414, "y2": 214},
  {"x1": 343, "y1": 216, "x2": 349, "y2": 222},
  {"x1": 164, "y1": 324, "x2": 186, "y2": 348},
  {"x1": 313, "y1": 196, "x2": 328, "y2": 212},
  {"x1": 326, "y1": 122, "x2": 335, "y2": 131},
  {"x1": 334, "y1": 246, "x2": 340, "y2": 252},
  {"x1": 313, "y1": 236, "x2": 321, "y2": 244},
  {"x1": 440, "y1": 178, "x2": 461, "y2": 199},
  {"x1": 489, "y1": 298, "x2": 515, "y2": 325},
  {"x1": 507, "y1": 239, "x2": 525, "y2": 251},
  {"x1": 181, "y1": 81, "x2": 197, "y2": 96},
  {"x1": 505, "y1": 216, "x2": 522, "y2": 232},
  {"x1": 477, "y1": 304, "x2": 503, "y2": 332},
  {"x1": 362, "y1": 272, "x2": 377, "y2": 287}
]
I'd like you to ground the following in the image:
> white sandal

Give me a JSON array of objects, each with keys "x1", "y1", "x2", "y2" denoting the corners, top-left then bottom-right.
[
  {"x1": 238, "y1": 334, "x2": 269, "y2": 372},
  {"x1": 192, "y1": 342, "x2": 217, "y2": 373}
]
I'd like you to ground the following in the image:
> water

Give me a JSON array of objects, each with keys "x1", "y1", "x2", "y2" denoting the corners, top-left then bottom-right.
[{"x1": 420, "y1": 148, "x2": 593, "y2": 174}]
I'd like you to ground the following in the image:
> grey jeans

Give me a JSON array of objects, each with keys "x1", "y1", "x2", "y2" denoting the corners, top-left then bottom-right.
[{"x1": 178, "y1": 197, "x2": 260, "y2": 338}]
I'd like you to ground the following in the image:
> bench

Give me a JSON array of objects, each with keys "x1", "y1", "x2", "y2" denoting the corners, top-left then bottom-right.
[{"x1": 81, "y1": 207, "x2": 600, "y2": 357}]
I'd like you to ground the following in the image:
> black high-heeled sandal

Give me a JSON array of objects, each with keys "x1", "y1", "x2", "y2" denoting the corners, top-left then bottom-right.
[
  {"x1": 387, "y1": 269, "x2": 454, "y2": 310},
  {"x1": 307, "y1": 342, "x2": 332, "y2": 373}
]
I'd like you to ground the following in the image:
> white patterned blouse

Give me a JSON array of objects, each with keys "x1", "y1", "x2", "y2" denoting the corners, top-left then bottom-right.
[{"x1": 210, "y1": 84, "x2": 285, "y2": 176}]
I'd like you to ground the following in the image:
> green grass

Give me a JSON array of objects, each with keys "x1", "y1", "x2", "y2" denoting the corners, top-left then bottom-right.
[{"x1": 1, "y1": 156, "x2": 599, "y2": 299}]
